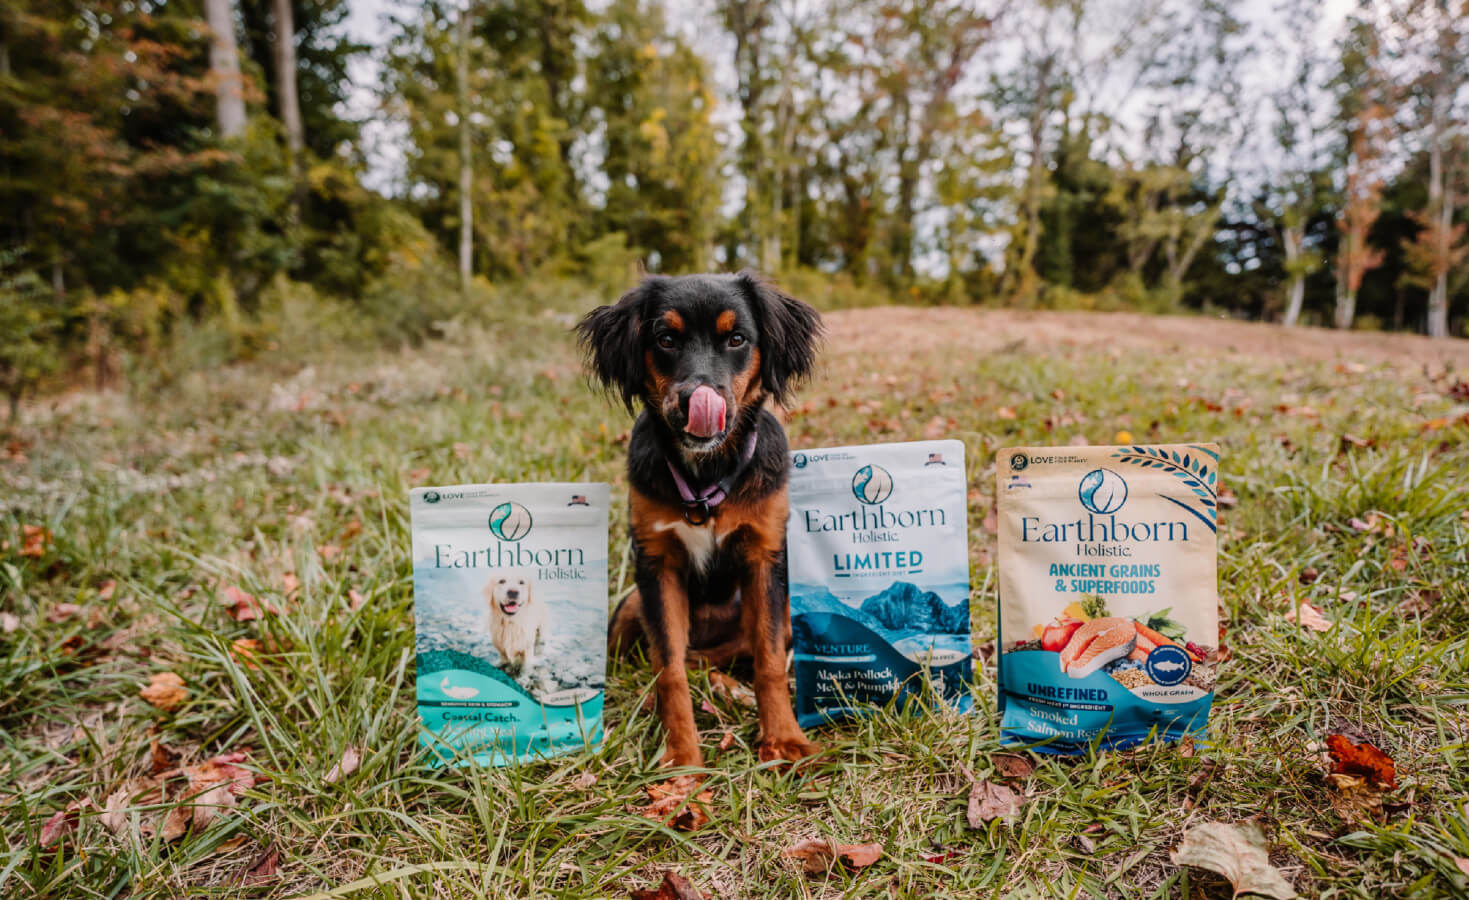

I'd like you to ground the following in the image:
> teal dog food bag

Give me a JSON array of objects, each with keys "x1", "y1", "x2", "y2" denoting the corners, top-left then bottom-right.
[
  {"x1": 411, "y1": 483, "x2": 610, "y2": 765},
  {"x1": 786, "y1": 440, "x2": 973, "y2": 727},
  {"x1": 997, "y1": 444, "x2": 1220, "y2": 753}
]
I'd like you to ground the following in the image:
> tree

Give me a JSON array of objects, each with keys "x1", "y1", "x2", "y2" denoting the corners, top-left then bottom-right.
[
  {"x1": 271, "y1": 0, "x2": 304, "y2": 170},
  {"x1": 1332, "y1": 14, "x2": 1391, "y2": 330},
  {"x1": 1261, "y1": 0, "x2": 1332, "y2": 326},
  {"x1": 457, "y1": 1, "x2": 472, "y2": 294},
  {"x1": 1391, "y1": 0, "x2": 1467, "y2": 337},
  {"x1": 205, "y1": 0, "x2": 248, "y2": 138}
]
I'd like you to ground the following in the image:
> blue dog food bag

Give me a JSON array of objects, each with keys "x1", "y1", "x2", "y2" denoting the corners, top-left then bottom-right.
[
  {"x1": 786, "y1": 440, "x2": 974, "y2": 727},
  {"x1": 997, "y1": 444, "x2": 1220, "y2": 753},
  {"x1": 410, "y1": 483, "x2": 610, "y2": 765}
]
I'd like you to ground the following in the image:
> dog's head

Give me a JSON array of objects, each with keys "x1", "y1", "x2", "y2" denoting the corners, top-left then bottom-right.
[
  {"x1": 485, "y1": 572, "x2": 534, "y2": 617},
  {"x1": 576, "y1": 272, "x2": 821, "y2": 454}
]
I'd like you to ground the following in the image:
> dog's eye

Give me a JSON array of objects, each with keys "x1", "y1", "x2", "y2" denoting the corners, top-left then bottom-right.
[
  {"x1": 498, "y1": 579, "x2": 506, "y2": 584},
  {"x1": 656, "y1": 333, "x2": 676, "y2": 350},
  {"x1": 728, "y1": 333, "x2": 746, "y2": 348}
]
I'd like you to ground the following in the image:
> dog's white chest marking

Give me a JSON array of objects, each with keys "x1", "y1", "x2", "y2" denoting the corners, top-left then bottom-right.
[{"x1": 654, "y1": 519, "x2": 726, "y2": 572}]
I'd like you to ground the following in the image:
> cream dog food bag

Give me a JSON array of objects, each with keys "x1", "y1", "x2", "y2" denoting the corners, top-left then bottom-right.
[
  {"x1": 411, "y1": 482, "x2": 610, "y2": 765},
  {"x1": 997, "y1": 444, "x2": 1219, "y2": 753}
]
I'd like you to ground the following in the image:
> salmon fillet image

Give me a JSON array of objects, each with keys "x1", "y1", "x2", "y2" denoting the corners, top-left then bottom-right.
[{"x1": 1058, "y1": 617, "x2": 1137, "y2": 679}]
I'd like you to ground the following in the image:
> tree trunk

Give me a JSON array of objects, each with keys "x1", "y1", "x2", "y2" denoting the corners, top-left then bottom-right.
[
  {"x1": 1281, "y1": 224, "x2": 1305, "y2": 326},
  {"x1": 457, "y1": 2, "x2": 473, "y2": 296},
  {"x1": 1334, "y1": 277, "x2": 1356, "y2": 330},
  {"x1": 272, "y1": 0, "x2": 304, "y2": 168},
  {"x1": 1425, "y1": 71, "x2": 1450, "y2": 338},
  {"x1": 205, "y1": 0, "x2": 247, "y2": 139}
]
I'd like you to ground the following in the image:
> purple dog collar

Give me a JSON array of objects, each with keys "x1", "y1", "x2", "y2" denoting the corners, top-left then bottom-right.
[{"x1": 666, "y1": 429, "x2": 759, "y2": 525}]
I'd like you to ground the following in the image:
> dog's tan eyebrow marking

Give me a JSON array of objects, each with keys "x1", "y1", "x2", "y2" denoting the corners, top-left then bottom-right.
[
  {"x1": 716, "y1": 310, "x2": 737, "y2": 334},
  {"x1": 662, "y1": 310, "x2": 685, "y2": 331}
]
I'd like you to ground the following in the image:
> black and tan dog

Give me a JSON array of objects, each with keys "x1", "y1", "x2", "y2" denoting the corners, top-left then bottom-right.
[{"x1": 576, "y1": 272, "x2": 822, "y2": 767}]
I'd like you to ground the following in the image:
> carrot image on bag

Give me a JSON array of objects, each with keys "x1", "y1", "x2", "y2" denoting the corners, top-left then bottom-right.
[{"x1": 997, "y1": 445, "x2": 1220, "y2": 753}]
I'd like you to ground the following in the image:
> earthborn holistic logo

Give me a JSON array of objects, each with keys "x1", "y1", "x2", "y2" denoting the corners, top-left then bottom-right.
[
  {"x1": 488, "y1": 501, "x2": 533, "y2": 541},
  {"x1": 793, "y1": 452, "x2": 808, "y2": 469},
  {"x1": 851, "y1": 464, "x2": 894, "y2": 505},
  {"x1": 424, "y1": 490, "x2": 442, "y2": 504},
  {"x1": 1078, "y1": 468, "x2": 1128, "y2": 515},
  {"x1": 1010, "y1": 452, "x2": 1029, "y2": 472}
]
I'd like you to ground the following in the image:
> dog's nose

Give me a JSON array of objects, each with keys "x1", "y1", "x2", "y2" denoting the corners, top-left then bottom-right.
[{"x1": 505, "y1": 589, "x2": 519, "y2": 599}]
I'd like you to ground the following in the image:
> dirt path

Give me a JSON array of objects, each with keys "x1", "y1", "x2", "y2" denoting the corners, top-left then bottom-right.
[{"x1": 821, "y1": 307, "x2": 1469, "y2": 370}]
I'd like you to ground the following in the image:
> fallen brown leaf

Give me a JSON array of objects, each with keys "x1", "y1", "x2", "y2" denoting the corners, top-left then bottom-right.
[
  {"x1": 991, "y1": 753, "x2": 1034, "y2": 779},
  {"x1": 324, "y1": 746, "x2": 362, "y2": 784},
  {"x1": 571, "y1": 771, "x2": 598, "y2": 790},
  {"x1": 629, "y1": 870, "x2": 707, "y2": 900},
  {"x1": 783, "y1": 837, "x2": 884, "y2": 874},
  {"x1": 151, "y1": 739, "x2": 180, "y2": 775},
  {"x1": 1454, "y1": 857, "x2": 1469, "y2": 877},
  {"x1": 140, "y1": 672, "x2": 188, "y2": 711},
  {"x1": 967, "y1": 778, "x2": 1021, "y2": 826},
  {"x1": 1284, "y1": 601, "x2": 1332, "y2": 632},
  {"x1": 347, "y1": 589, "x2": 367, "y2": 611},
  {"x1": 98, "y1": 579, "x2": 117, "y2": 600},
  {"x1": 100, "y1": 777, "x2": 164, "y2": 835},
  {"x1": 1170, "y1": 821, "x2": 1297, "y2": 899},
  {"x1": 707, "y1": 671, "x2": 756, "y2": 707},
  {"x1": 1, "y1": 611, "x2": 19, "y2": 633},
  {"x1": 236, "y1": 846, "x2": 281, "y2": 886},
  {"x1": 995, "y1": 406, "x2": 1017, "y2": 420},
  {"x1": 45, "y1": 603, "x2": 82, "y2": 623},
  {"x1": 636, "y1": 776, "x2": 712, "y2": 831},
  {"x1": 221, "y1": 585, "x2": 276, "y2": 622},
  {"x1": 231, "y1": 638, "x2": 262, "y2": 669},
  {"x1": 20, "y1": 524, "x2": 51, "y2": 558}
]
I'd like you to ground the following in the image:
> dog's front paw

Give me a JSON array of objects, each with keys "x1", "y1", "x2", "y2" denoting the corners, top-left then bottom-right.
[{"x1": 757, "y1": 734, "x2": 823, "y2": 766}]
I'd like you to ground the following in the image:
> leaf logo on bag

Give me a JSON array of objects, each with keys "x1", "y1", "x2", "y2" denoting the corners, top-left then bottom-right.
[
  {"x1": 851, "y1": 464, "x2": 894, "y2": 505},
  {"x1": 488, "y1": 501, "x2": 533, "y2": 541},
  {"x1": 1078, "y1": 468, "x2": 1128, "y2": 515}
]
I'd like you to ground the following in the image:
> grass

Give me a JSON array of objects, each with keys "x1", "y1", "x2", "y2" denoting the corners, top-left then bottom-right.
[{"x1": 2, "y1": 292, "x2": 1468, "y2": 898}]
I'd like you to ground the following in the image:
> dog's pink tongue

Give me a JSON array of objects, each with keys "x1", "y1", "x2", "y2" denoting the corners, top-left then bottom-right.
[{"x1": 686, "y1": 385, "x2": 726, "y2": 437}]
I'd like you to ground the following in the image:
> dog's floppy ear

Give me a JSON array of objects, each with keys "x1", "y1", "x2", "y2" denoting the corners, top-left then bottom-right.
[
  {"x1": 738, "y1": 271, "x2": 822, "y2": 405},
  {"x1": 575, "y1": 278, "x2": 661, "y2": 412}
]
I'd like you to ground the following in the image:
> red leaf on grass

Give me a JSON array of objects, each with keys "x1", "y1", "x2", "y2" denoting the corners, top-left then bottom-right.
[
  {"x1": 39, "y1": 798, "x2": 92, "y2": 847},
  {"x1": 1326, "y1": 732, "x2": 1396, "y2": 788}
]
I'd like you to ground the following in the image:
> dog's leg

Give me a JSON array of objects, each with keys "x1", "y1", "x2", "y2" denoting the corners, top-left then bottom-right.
[
  {"x1": 639, "y1": 569, "x2": 702, "y2": 769},
  {"x1": 608, "y1": 588, "x2": 645, "y2": 658},
  {"x1": 742, "y1": 554, "x2": 820, "y2": 764}
]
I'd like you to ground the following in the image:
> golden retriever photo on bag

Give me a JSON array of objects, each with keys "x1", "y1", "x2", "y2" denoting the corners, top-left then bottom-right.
[{"x1": 484, "y1": 571, "x2": 544, "y2": 675}]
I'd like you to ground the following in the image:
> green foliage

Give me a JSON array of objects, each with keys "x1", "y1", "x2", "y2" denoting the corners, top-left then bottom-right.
[{"x1": 0, "y1": 251, "x2": 64, "y2": 420}]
